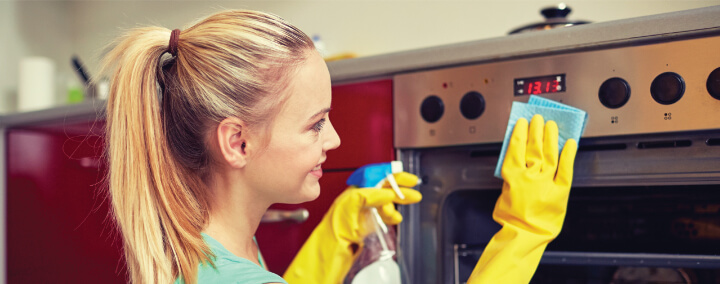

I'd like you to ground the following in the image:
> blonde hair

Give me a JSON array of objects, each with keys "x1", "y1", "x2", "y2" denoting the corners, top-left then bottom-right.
[{"x1": 100, "y1": 10, "x2": 314, "y2": 284}]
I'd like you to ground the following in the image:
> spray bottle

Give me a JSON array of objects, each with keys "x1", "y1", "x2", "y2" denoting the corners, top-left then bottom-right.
[{"x1": 343, "y1": 161, "x2": 409, "y2": 284}]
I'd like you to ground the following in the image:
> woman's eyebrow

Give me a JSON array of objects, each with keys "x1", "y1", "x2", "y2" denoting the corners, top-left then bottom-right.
[{"x1": 308, "y1": 107, "x2": 332, "y2": 121}]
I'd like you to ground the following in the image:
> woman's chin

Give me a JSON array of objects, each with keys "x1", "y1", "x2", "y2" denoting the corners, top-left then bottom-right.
[
  {"x1": 284, "y1": 182, "x2": 320, "y2": 204},
  {"x1": 302, "y1": 182, "x2": 322, "y2": 201}
]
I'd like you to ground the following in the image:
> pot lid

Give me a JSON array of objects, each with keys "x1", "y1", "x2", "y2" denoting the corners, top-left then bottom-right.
[{"x1": 509, "y1": 3, "x2": 591, "y2": 34}]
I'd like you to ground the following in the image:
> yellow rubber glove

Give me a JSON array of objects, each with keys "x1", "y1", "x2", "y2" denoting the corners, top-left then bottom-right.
[
  {"x1": 467, "y1": 114, "x2": 578, "y2": 283},
  {"x1": 283, "y1": 172, "x2": 422, "y2": 284}
]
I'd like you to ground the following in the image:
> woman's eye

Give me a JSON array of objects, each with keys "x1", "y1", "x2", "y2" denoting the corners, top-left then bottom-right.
[{"x1": 311, "y1": 118, "x2": 326, "y2": 133}]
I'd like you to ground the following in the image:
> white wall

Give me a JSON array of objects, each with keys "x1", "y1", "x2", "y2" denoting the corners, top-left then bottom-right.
[
  {"x1": 2, "y1": 0, "x2": 719, "y2": 114},
  {"x1": 1, "y1": 1, "x2": 75, "y2": 114},
  {"x1": 0, "y1": 1, "x2": 18, "y2": 114}
]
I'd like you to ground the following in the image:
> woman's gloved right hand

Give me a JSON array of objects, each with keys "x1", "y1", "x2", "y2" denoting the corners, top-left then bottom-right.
[
  {"x1": 283, "y1": 172, "x2": 421, "y2": 284},
  {"x1": 467, "y1": 114, "x2": 578, "y2": 283}
]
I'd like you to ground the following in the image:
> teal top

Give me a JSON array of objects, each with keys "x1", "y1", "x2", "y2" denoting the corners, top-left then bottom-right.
[{"x1": 175, "y1": 233, "x2": 287, "y2": 284}]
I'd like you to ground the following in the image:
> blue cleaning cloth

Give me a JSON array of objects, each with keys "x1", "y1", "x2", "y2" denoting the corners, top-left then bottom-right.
[{"x1": 494, "y1": 95, "x2": 588, "y2": 179}]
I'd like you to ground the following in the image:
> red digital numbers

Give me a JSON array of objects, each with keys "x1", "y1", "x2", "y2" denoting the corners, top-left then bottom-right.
[
  {"x1": 515, "y1": 74, "x2": 565, "y2": 96},
  {"x1": 527, "y1": 81, "x2": 539, "y2": 94},
  {"x1": 526, "y1": 80, "x2": 560, "y2": 95}
]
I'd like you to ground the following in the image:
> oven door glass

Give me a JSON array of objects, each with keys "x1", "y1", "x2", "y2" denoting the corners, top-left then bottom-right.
[{"x1": 447, "y1": 185, "x2": 720, "y2": 284}]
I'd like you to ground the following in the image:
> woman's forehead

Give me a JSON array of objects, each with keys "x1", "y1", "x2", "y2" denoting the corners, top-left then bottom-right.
[{"x1": 277, "y1": 52, "x2": 331, "y2": 119}]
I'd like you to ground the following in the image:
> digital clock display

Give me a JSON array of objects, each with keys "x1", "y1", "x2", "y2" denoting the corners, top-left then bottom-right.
[{"x1": 514, "y1": 74, "x2": 566, "y2": 96}]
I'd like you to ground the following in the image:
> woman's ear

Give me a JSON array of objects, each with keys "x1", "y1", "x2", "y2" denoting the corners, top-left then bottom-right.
[{"x1": 217, "y1": 117, "x2": 248, "y2": 168}]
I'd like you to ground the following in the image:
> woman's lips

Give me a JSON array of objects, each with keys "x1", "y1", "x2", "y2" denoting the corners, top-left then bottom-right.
[{"x1": 310, "y1": 164, "x2": 323, "y2": 178}]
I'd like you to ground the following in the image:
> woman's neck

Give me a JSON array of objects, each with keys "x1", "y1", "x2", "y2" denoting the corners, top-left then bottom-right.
[{"x1": 204, "y1": 171, "x2": 271, "y2": 267}]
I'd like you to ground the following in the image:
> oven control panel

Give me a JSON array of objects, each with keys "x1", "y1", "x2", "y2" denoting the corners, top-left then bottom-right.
[{"x1": 394, "y1": 36, "x2": 720, "y2": 148}]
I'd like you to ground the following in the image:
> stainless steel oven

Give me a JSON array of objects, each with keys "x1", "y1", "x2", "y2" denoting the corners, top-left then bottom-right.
[{"x1": 393, "y1": 10, "x2": 720, "y2": 284}]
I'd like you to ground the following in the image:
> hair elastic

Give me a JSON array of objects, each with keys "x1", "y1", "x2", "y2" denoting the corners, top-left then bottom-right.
[{"x1": 168, "y1": 29, "x2": 181, "y2": 56}]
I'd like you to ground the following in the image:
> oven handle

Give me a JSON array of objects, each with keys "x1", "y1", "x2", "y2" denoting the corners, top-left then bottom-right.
[{"x1": 261, "y1": 209, "x2": 309, "y2": 223}]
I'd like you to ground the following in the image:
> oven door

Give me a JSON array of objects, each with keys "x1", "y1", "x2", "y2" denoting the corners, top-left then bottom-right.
[{"x1": 398, "y1": 130, "x2": 720, "y2": 284}]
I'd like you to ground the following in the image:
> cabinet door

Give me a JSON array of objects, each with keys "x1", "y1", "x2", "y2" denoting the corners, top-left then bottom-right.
[
  {"x1": 324, "y1": 79, "x2": 395, "y2": 170},
  {"x1": 256, "y1": 79, "x2": 395, "y2": 275},
  {"x1": 7, "y1": 123, "x2": 125, "y2": 283}
]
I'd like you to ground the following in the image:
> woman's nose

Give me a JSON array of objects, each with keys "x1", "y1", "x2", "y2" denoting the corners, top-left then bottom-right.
[{"x1": 324, "y1": 119, "x2": 341, "y2": 151}]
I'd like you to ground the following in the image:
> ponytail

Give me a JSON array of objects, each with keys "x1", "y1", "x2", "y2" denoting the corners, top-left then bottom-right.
[
  {"x1": 102, "y1": 27, "x2": 211, "y2": 283},
  {"x1": 100, "y1": 10, "x2": 314, "y2": 284}
]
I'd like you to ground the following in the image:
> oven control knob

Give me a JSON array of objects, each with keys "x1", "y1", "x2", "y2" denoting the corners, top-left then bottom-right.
[
  {"x1": 420, "y1": 95, "x2": 444, "y2": 123},
  {"x1": 651, "y1": 72, "x2": 685, "y2": 105},
  {"x1": 707, "y1": 67, "x2": 720, "y2": 100},
  {"x1": 598, "y1": 77, "x2": 631, "y2": 109},
  {"x1": 460, "y1": 91, "x2": 486, "y2": 120}
]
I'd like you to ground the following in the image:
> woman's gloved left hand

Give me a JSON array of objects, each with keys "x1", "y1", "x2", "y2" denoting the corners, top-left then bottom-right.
[
  {"x1": 468, "y1": 114, "x2": 578, "y2": 283},
  {"x1": 283, "y1": 172, "x2": 422, "y2": 284}
]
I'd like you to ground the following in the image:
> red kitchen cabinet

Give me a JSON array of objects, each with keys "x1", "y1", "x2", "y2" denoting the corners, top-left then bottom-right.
[
  {"x1": 256, "y1": 79, "x2": 395, "y2": 275},
  {"x1": 323, "y1": 79, "x2": 395, "y2": 170},
  {"x1": 6, "y1": 122, "x2": 125, "y2": 283}
]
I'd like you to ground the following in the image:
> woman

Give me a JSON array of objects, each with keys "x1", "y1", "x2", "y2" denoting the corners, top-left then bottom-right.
[{"x1": 101, "y1": 9, "x2": 576, "y2": 284}]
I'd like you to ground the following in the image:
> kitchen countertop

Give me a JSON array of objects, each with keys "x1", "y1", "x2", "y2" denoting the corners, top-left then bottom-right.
[{"x1": 0, "y1": 100, "x2": 104, "y2": 129}]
